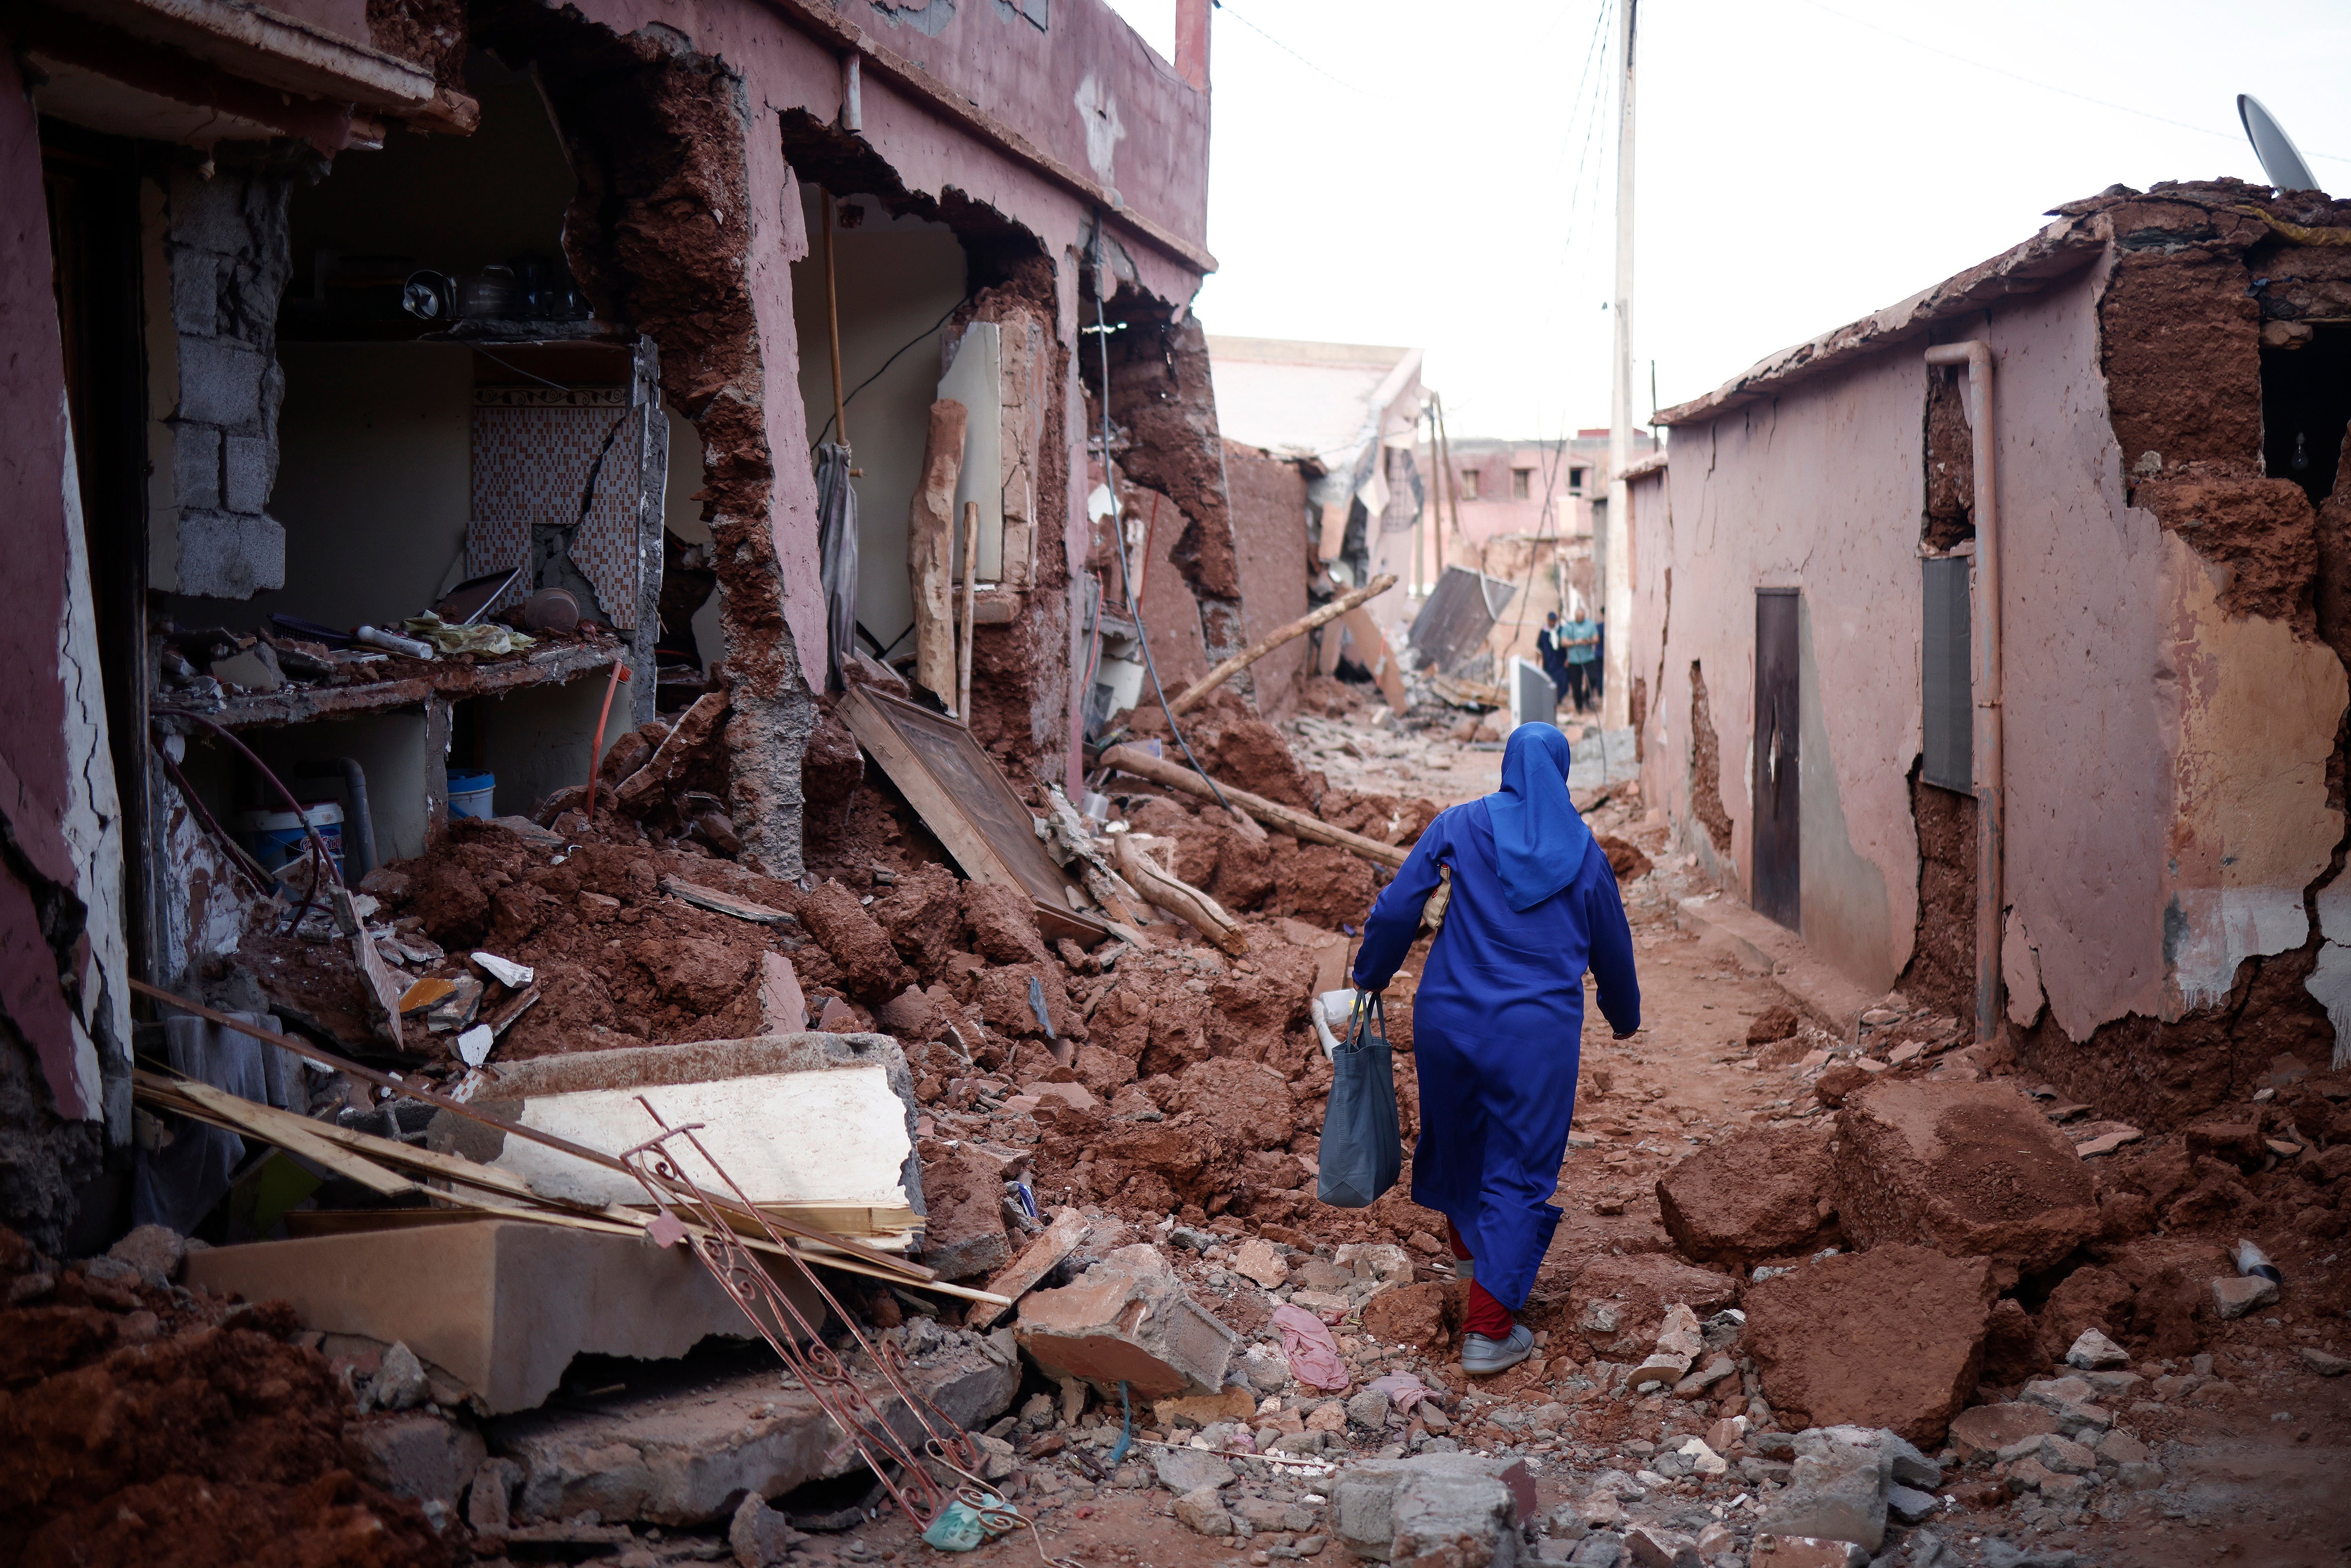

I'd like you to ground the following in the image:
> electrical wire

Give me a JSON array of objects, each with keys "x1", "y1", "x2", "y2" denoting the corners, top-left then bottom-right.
[
  {"x1": 468, "y1": 346, "x2": 575, "y2": 394},
  {"x1": 1089, "y1": 217, "x2": 1236, "y2": 820},
  {"x1": 1209, "y1": 0, "x2": 1389, "y2": 102},
  {"x1": 807, "y1": 292, "x2": 976, "y2": 453},
  {"x1": 1786, "y1": 0, "x2": 2351, "y2": 168}
]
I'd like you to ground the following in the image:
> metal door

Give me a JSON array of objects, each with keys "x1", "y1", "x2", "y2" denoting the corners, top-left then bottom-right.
[{"x1": 1753, "y1": 589, "x2": 1801, "y2": 930}]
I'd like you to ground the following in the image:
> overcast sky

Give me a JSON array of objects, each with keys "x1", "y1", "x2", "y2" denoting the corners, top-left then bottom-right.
[{"x1": 1104, "y1": 0, "x2": 2351, "y2": 439}]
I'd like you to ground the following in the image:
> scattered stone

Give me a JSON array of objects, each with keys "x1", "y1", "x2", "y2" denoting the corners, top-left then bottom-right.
[
  {"x1": 2035, "y1": 1434, "x2": 2098, "y2": 1475},
  {"x1": 1757, "y1": 1430, "x2": 1892, "y2": 1553},
  {"x1": 1745, "y1": 1245, "x2": 1994, "y2": 1445},
  {"x1": 1625, "y1": 1353, "x2": 1692, "y2": 1392},
  {"x1": 1671, "y1": 1355, "x2": 1736, "y2": 1400},
  {"x1": 1174, "y1": 1484, "x2": 1236, "y2": 1536},
  {"x1": 1568, "y1": 1253, "x2": 1741, "y2": 1360},
  {"x1": 728, "y1": 1491, "x2": 808, "y2": 1567},
  {"x1": 1652, "y1": 1303, "x2": 1704, "y2": 1359},
  {"x1": 2210, "y1": 1275, "x2": 2279, "y2": 1319},
  {"x1": 1571, "y1": 1534, "x2": 1627, "y2": 1568},
  {"x1": 2064, "y1": 1328, "x2": 2128, "y2": 1370},
  {"x1": 1360, "y1": 1281, "x2": 1453, "y2": 1351},
  {"x1": 1624, "y1": 1524, "x2": 1702, "y2": 1568},
  {"x1": 1346, "y1": 1388, "x2": 1391, "y2": 1430},
  {"x1": 2300, "y1": 1347, "x2": 2351, "y2": 1376},
  {"x1": 1830, "y1": 1079, "x2": 2099, "y2": 1270},
  {"x1": 1676, "y1": 1437, "x2": 1729, "y2": 1476},
  {"x1": 1885, "y1": 1484, "x2": 1940, "y2": 1524},
  {"x1": 1748, "y1": 1005, "x2": 1803, "y2": 1045},
  {"x1": 1749, "y1": 1535, "x2": 1867, "y2": 1568},
  {"x1": 373, "y1": 1341, "x2": 429, "y2": 1411},
  {"x1": 106, "y1": 1224, "x2": 187, "y2": 1284},
  {"x1": 1332, "y1": 1453, "x2": 1531, "y2": 1563},
  {"x1": 351, "y1": 1409, "x2": 487, "y2": 1509},
  {"x1": 1949, "y1": 1403, "x2": 2059, "y2": 1462},
  {"x1": 2019, "y1": 1375, "x2": 2114, "y2": 1435},
  {"x1": 2094, "y1": 1430, "x2": 2150, "y2": 1466},
  {"x1": 1152, "y1": 1446, "x2": 1237, "y2": 1494},
  {"x1": 1234, "y1": 1237, "x2": 1291, "y2": 1289},
  {"x1": 466, "y1": 1457, "x2": 521, "y2": 1534}
]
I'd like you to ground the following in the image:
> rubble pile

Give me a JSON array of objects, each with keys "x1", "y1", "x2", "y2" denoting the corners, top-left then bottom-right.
[{"x1": 0, "y1": 1224, "x2": 452, "y2": 1566}]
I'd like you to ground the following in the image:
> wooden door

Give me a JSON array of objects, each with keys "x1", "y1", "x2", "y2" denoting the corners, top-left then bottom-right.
[{"x1": 1753, "y1": 589, "x2": 1801, "y2": 931}]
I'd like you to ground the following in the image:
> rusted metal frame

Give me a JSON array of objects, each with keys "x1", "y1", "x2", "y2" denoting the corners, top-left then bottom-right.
[
  {"x1": 752, "y1": 0, "x2": 1216, "y2": 277},
  {"x1": 619, "y1": 1103, "x2": 980, "y2": 1528}
]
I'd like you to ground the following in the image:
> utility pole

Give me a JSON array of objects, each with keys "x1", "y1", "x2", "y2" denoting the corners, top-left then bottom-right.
[{"x1": 1601, "y1": 0, "x2": 1636, "y2": 730}]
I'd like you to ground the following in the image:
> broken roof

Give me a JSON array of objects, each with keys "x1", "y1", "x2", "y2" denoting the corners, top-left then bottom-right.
[{"x1": 1206, "y1": 335, "x2": 1424, "y2": 464}]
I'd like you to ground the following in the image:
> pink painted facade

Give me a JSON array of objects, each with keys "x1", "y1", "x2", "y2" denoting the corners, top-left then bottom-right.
[{"x1": 1634, "y1": 189, "x2": 2351, "y2": 1118}]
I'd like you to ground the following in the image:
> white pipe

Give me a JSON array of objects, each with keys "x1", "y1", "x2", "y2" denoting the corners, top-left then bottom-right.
[{"x1": 1925, "y1": 341, "x2": 2001, "y2": 1046}]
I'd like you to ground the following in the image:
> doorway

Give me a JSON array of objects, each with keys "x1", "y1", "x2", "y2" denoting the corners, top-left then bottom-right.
[{"x1": 1753, "y1": 588, "x2": 1801, "y2": 930}]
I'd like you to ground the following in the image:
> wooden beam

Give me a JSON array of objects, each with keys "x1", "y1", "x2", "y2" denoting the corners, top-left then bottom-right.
[
  {"x1": 1110, "y1": 833, "x2": 1246, "y2": 956},
  {"x1": 908, "y1": 399, "x2": 967, "y2": 706},
  {"x1": 1170, "y1": 574, "x2": 1395, "y2": 716},
  {"x1": 1097, "y1": 745, "x2": 1410, "y2": 870},
  {"x1": 1340, "y1": 606, "x2": 1410, "y2": 715}
]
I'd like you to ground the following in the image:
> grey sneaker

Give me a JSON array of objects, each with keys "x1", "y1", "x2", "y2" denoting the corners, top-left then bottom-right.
[
  {"x1": 1452, "y1": 1257, "x2": 1475, "y2": 1286},
  {"x1": 1461, "y1": 1322, "x2": 1534, "y2": 1376}
]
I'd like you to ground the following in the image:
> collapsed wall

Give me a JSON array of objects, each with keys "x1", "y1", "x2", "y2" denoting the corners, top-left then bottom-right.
[{"x1": 2013, "y1": 183, "x2": 2351, "y2": 1121}]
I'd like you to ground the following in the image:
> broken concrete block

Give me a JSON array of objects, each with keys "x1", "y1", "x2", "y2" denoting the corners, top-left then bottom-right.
[
  {"x1": 1015, "y1": 1242, "x2": 1238, "y2": 1398},
  {"x1": 1567, "y1": 1253, "x2": 1740, "y2": 1360},
  {"x1": 1651, "y1": 1303, "x2": 1704, "y2": 1359},
  {"x1": 2065, "y1": 1328, "x2": 2128, "y2": 1369},
  {"x1": 373, "y1": 1340, "x2": 429, "y2": 1410},
  {"x1": 1338, "y1": 1242, "x2": 1415, "y2": 1284},
  {"x1": 1670, "y1": 1355, "x2": 1736, "y2": 1400},
  {"x1": 1624, "y1": 1525, "x2": 1701, "y2": 1568},
  {"x1": 1756, "y1": 1465, "x2": 1886, "y2": 1554},
  {"x1": 1829, "y1": 1079, "x2": 2098, "y2": 1270},
  {"x1": 187, "y1": 1221, "x2": 806, "y2": 1415},
  {"x1": 1174, "y1": 1484, "x2": 1235, "y2": 1536},
  {"x1": 2018, "y1": 1375, "x2": 2114, "y2": 1435},
  {"x1": 1885, "y1": 1483, "x2": 1940, "y2": 1524},
  {"x1": 1152, "y1": 1446, "x2": 1237, "y2": 1494},
  {"x1": 1948, "y1": 1402, "x2": 2059, "y2": 1462},
  {"x1": 1233, "y1": 1236, "x2": 1290, "y2": 1289},
  {"x1": 1655, "y1": 1125, "x2": 1835, "y2": 1265},
  {"x1": 1676, "y1": 1437, "x2": 1728, "y2": 1476},
  {"x1": 2093, "y1": 1429, "x2": 2149, "y2": 1467},
  {"x1": 1569, "y1": 1536, "x2": 1626, "y2": 1568},
  {"x1": 351, "y1": 1410, "x2": 488, "y2": 1509},
  {"x1": 1624, "y1": 1353, "x2": 1692, "y2": 1392},
  {"x1": 2035, "y1": 1434, "x2": 2097, "y2": 1475},
  {"x1": 2210, "y1": 1274, "x2": 2279, "y2": 1319},
  {"x1": 729, "y1": 1491, "x2": 808, "y2": 1567},
  {"x1": 1333, "y1": 1454, "x2": 1530, "y2": 1562},
  {"x1": 758, "y1": 952, "x2": 808, "y2": 1034},
  {"x1": 106, "y1": 1224, "x2": 188, "y2": 1285},
  {"x1": 917, "y1": 1141, "x2": 1013, "y2": 1281},
  {"x1": 467, "y1": 1457, "x2": 520, "y2": 1533},
  {"x1": 1745, "y1": 1244, "x2": 1993, "y2": 1446},
  {"x1": 495, "y1": 1333, "x2": 1015, "y2": 1526},
  {"x1": 1346, "y1": 1387, "x2": 1391, "y2": 1430},
  {"x1": 1751, "y1": 1536, "x2": 1868, "y2": 1568}
]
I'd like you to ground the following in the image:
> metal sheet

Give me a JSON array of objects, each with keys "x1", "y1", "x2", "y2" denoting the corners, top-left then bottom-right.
[{"x1": 1406, "y1": 565, "x2": 1517, "y2": 673}]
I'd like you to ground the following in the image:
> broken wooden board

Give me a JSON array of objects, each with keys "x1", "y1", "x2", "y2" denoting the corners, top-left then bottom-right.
[
  {"x1": 837, "y1": 684, "x2": 1108, "y2": 945},
  {"x1": 661, "y1": 875, "x2": 795, "y2": 926},
  {"x1": 971, "y1": 1208, "x2": 1091, "y2": 1329}
]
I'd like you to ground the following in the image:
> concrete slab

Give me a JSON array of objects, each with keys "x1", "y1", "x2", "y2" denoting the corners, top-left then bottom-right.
[
  {"x1": 489, "y1": 1334, "x2": 1021, "y2": 1526},
  {"x1": 185, "y1": 1219, "x2": 815, "y2": 1414}
]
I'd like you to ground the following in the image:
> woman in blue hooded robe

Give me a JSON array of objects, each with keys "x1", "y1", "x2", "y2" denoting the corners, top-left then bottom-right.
[{"x1": 1350, "y1": 724, "x2": 1640, "y2": 1373}]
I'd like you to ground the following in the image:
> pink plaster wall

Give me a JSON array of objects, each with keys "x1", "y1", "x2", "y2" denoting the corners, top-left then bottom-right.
[
  {"x1": 1635, "y1": 254, "x2": 2348, "y2": 1041},
  {"x1": 0, "y1": 52, "x2": 96, "y2": 1120}
]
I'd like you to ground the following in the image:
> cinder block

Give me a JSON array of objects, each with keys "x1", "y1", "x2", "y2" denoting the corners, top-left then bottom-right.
[
  {"x1": 1333, "y1": 1454, "x2": 1531, "y2": 1565},
  {"x1": 174, "y1": 508, "x2": 284, "y2": 599},
  {"x1": 175, "y1": 335, "x2": 268, "y2": 427},
  {"x1": 170, "y1": 424, "x2": 221, "y2": 509},
  {"x1": 223, "y1": 432, "x2": 276, "y2": 514},
  {"x1": 170, "y1": 247, "x2": 223, "y2": 336}
]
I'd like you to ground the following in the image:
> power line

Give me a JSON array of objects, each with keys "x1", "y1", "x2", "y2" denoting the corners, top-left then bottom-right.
[
  {"x1": 1210, "y1": 0, "x2": 1390, "y2": 101},
  {"x1": 1789, "y1": 0, "x2": 2351, "y2": 168}
]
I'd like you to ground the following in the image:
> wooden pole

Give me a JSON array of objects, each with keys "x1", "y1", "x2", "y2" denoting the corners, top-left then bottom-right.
[
  {"x1": 1434, "y1": 392, "x2": 1460, "y2": 570},
  {"x1": 1169, "y1": 573, "x2": 1396, "y2": 716},
  {"x1": 957, "y1": 499, "x2": 979, "y2": 723},
  {"x1": 1097, "y1": 744, "x2": 1409, "y2": 869},
  {"x1": 1602, "y1": 0, "x2": 1636, "y2": 727},
  {"x1": 823, "y1": 191, "x2": 848, "y2": 450},
  {"x1": 1110, "y1": 833, "x2": 1246, "y2": 957},
  {"x1": 908, "y1": 399, "x2": 967, "y2": 705}
]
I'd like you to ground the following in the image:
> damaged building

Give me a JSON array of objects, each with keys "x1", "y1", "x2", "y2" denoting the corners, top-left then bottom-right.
[{"x1": 1629, "y1": 180, "x2": 2351, "y2": 1122}]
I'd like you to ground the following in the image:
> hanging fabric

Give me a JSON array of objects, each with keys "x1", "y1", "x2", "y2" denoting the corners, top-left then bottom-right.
[{"x1": 815, "y1": 440, "x2": 859, "y2": 690}]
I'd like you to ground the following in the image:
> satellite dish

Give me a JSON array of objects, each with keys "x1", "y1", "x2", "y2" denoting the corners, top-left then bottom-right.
[{"x1": 2239, "y1": 94, "x2": 2319, "y2": 192}]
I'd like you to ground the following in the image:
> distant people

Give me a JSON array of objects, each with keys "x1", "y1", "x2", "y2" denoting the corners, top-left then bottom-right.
[
  {"x1": 1536, "y1": 612, "x2": 1572, "y2": 710},
  {"x1": 1560, "y1": 612, "x2": 1600, "y2": 712}
]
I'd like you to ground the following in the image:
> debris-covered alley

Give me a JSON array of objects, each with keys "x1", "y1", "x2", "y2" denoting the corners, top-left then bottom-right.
[{"x1": 6, "y1": 1, "x2": 2351, "y2": 1567}]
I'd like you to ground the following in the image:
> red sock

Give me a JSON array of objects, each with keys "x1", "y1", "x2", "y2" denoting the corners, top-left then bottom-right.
[
  {"x1": 1462, "y1": 1279, "x2": 1514, "y2": 1339},
  {"x1": 1444, "y1": 1219, "x2": 1473, "y2": 1261}
]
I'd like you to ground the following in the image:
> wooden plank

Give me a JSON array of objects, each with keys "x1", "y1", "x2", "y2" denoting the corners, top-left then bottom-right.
[
  {"x1": 837, "y1": 685, "x2": 1108, "y2": 944},
  {"x1": 140, "y1": 1075, "x2": 419, "y2": 1198},
  {"x1": 909, "y1": 399, "x2": 967, "y2": 706},
  {"x1": 1170, "y1": 574, "x2": 1395, "y2": 716},
  {"x1": 1097, "y1": 744, "x2": 1411, "y2": 870},
  {"x1": 1340, "y1": 607, "x2": 1409, "y2": 715},
  {"x1": 660, "y1": 875, "x2": 795, "y2": 926}
]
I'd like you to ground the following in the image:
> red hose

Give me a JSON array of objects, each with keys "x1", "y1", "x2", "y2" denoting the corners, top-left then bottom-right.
[{"x1": 581, "y1": 659, "x2": 633, "y2": 821}]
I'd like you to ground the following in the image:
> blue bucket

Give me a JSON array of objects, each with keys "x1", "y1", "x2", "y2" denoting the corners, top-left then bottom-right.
[
  {"x1": 447, "y1": 771, "x2": 496, "y2": 820},
  {"x1": 240, "y1": 804, "x2": 343, "y2": 881}
]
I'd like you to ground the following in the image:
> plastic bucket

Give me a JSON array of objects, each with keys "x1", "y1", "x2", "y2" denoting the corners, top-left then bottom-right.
[
  {"x1": 240, "y1": 804, "x2": 343, "y2": 881},
  {"x1": 447, "y1": 771, "x2": 496, "y2": 820}
]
